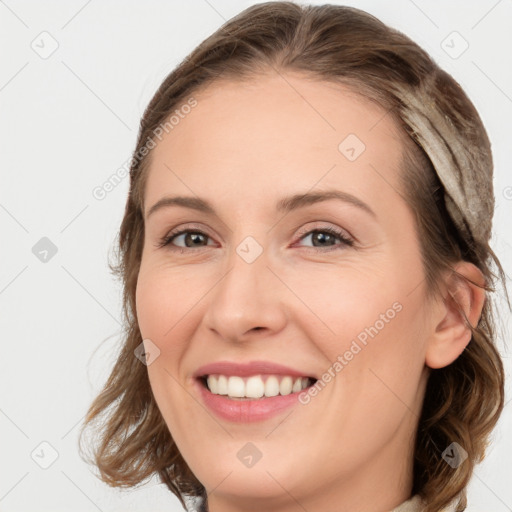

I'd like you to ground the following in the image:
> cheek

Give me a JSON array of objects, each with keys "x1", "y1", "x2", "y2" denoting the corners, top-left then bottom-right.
[
  {"x1": 135, "y1": 265, "x2": 197, "y2": 343},
  {"x1": 334, "y1": 286, "x2": 428, "y2": 434},
  {"x1": 287, "y1": 259, "x2": 427, "y2": 411},
  {"x1": 135, "y1": 268, "x2": 198, "y2": 432},
  {"x1": 135, "y1": 264, "x2": 207, "y2": 411},
  {"x1": 280, "y1": 262, "x2": 404, "y2": 355}
]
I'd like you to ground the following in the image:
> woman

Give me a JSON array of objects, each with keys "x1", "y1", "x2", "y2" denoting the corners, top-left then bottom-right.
[{"x1": 80, "y1": 3, "x2": 508, "y2": 511}]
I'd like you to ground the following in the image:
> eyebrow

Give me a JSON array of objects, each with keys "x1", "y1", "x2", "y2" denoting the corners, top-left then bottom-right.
[{"x1": 146, "y1": 190, "x2": 377, "y2": 220}]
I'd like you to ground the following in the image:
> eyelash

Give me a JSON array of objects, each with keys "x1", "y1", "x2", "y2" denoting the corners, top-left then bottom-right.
[{"x1": 155, "y1": 225, "x2": 354, "y2": 253}]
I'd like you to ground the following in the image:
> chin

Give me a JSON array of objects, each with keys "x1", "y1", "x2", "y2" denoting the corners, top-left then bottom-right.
[
  {"x1": 189, "y1": 448, "x2": 307, "y2": 500},
  {"x1": 201, "y1": 469, "x2": 301, "y2": 504}
]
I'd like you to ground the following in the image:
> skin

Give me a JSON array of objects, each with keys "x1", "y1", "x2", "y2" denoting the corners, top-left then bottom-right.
[{"x1": 135, "y1": 71, "x2": 485, "y2": 512}]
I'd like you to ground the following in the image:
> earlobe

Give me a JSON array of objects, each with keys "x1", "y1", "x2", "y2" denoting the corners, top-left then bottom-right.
[{"x1": 425, "y1": 262, "x2": 486, "y2": 370}]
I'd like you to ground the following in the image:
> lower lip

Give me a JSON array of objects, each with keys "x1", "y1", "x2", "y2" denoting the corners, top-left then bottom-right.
[{"x1": 195, "y1": 378, "x2": 306, "y2": 423}]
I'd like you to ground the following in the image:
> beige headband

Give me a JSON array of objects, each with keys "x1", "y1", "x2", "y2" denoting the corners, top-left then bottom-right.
[{"x1": 397, "y1": 86, "x2": 494, "y2": 248}]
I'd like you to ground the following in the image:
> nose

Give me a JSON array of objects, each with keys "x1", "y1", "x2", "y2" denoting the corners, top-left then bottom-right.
[{"x1": 202, "y1": 244, "x2": 288, "y2": 343}]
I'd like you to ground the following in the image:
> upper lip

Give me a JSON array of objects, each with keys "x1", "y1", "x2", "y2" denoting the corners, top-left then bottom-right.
[{"x1": 193, "y1": 360, "x2": 317, "y2": 379}]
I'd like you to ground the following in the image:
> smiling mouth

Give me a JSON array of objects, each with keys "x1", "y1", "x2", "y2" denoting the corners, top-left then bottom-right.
[{"x1": 198, "y1": 374, "x2": 318, "y2": 400}]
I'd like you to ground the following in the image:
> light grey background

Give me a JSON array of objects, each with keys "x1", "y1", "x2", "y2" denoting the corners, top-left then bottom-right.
[{"x1": 1, "y1": 1, "x2": 511, "y2": 511}]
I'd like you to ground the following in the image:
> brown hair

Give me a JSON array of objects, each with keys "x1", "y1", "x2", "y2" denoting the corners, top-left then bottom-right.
[{"x1": 79, "y1": 3, "x2": 508, "y2": 511}]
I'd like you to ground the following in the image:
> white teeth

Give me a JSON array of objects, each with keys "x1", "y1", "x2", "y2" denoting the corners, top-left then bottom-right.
[
  {"x1": 227, "y1": 376, "x2": 245, "y2": 397},
  {"x1": 204, "y1": 374, "x2": 312, "y2": 398},
  {"x1": 246, "y1": 376, "x2": 265, "y2": 398},
  {"x1": 217, "y1": 375, "x2": 228, "y2": 395},
  {"x1": 279, "y1": 376, "x2": 293, "y2": 396},
  {"x1": 265, "y1": 376, "x2": 280, "y2": 397},
  {"x1": 207, "y1": 375, "x2": 218, "y2": 394}
]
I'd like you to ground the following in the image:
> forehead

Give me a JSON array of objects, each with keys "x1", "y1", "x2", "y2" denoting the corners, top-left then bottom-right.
[{"x1": 144, "y1": 72, "x2": 406, "y2": 213}]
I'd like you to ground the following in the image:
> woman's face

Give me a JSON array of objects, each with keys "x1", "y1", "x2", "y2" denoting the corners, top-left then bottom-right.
[{"x1": 136, "y1": 72, "x2": 434, "y2": 510}]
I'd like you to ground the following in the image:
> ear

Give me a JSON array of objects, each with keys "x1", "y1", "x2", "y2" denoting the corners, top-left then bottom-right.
[{"x1": 425, "y1": 262, "x2": 486, "y2": 369}]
